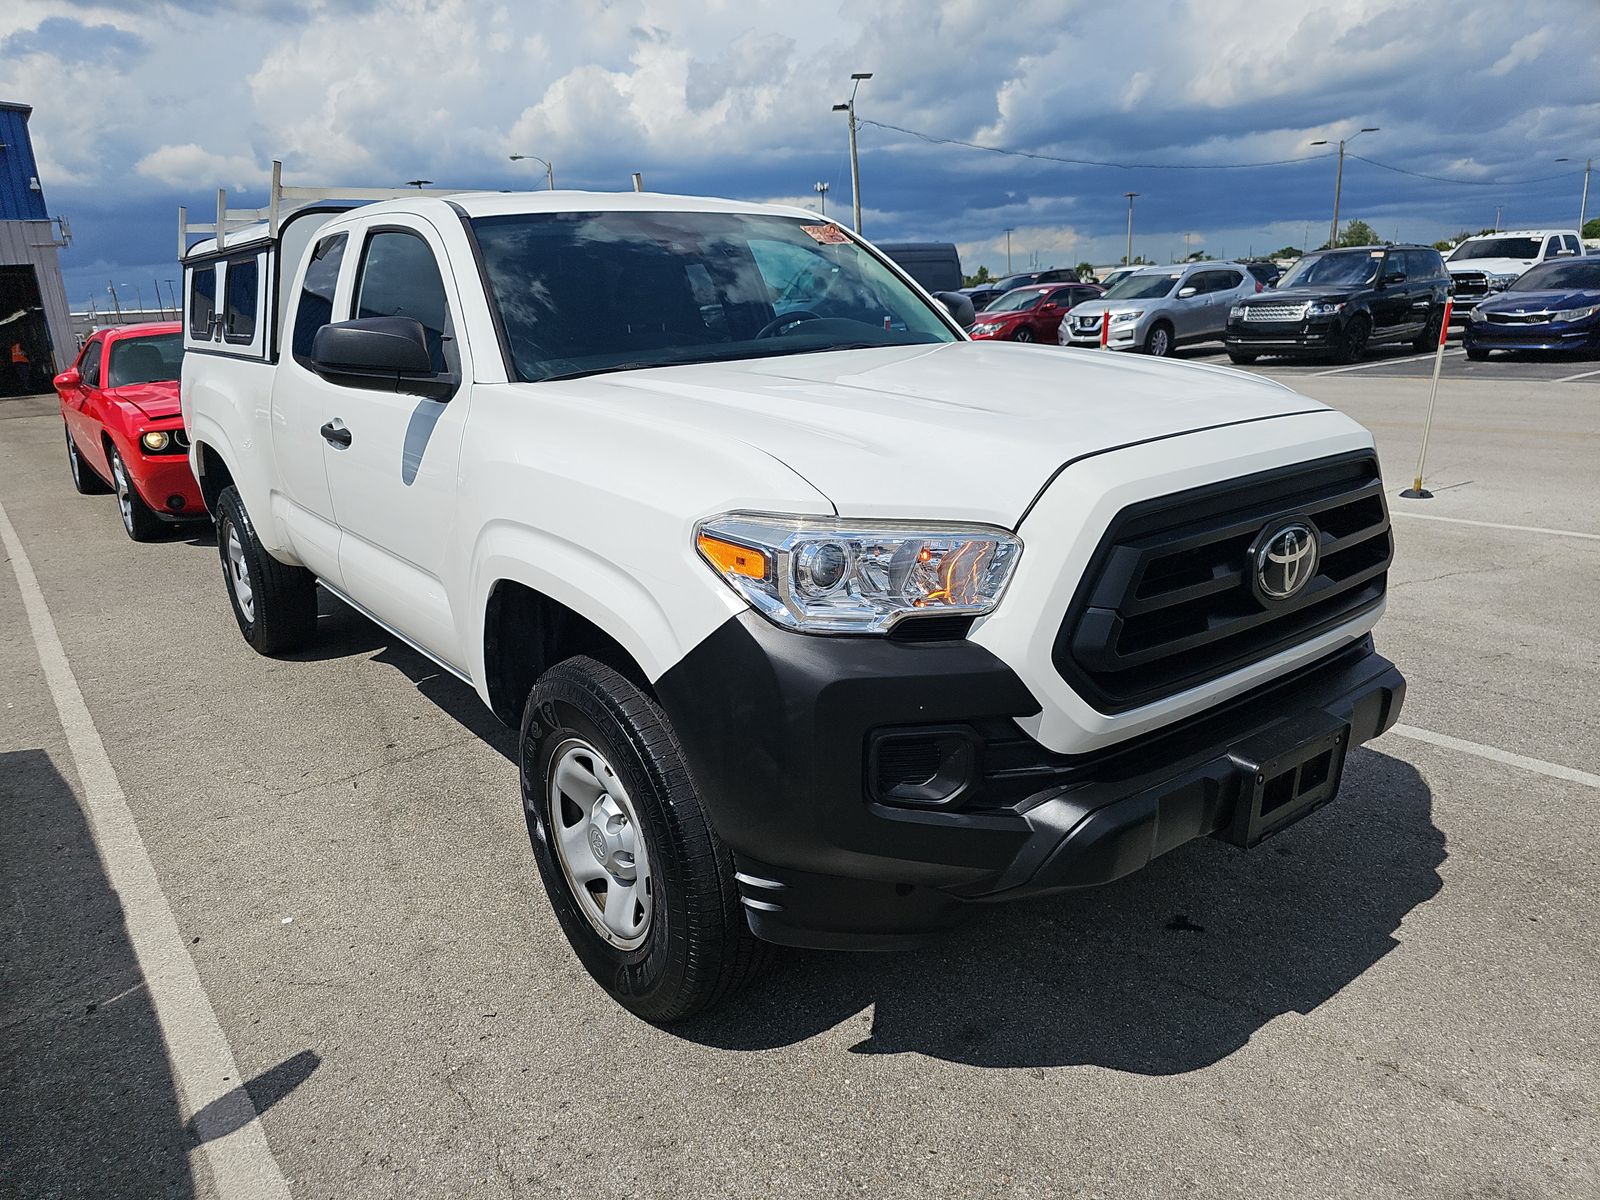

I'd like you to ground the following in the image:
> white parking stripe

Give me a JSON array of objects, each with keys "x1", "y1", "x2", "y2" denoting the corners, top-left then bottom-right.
[
  {"x1": 1390, "y1": 510, "x2": 1600, "y2": 541},
  {"x1": 1552, "y1": 367, "x2": 1600, "y2": 384},
  {"x1": 1313, "y1": 348, "x2": 1465, "y2": 376},
  {"x1": 0, "y1": 498, "x2": 291, "y2": 1200},
  {"x1": 1385, "y1": 723, "x2": 1600, "y2": 790}
]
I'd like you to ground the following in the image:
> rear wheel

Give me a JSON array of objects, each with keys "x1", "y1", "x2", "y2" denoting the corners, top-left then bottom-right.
[
  {"x1": 107, "y1": 445, "x2": 164, "y2": 542},
  {"x1": 1333, "y1": 315, "x2": 1371, "y2": 364},
  {"x1": 1143, "y1": 322, "x2": 1174, "y2": 357},
  {"x1": 1412, "y1": 308, "x2": 1445, "y2": 352},
  {"x1": 214, "y1": 485, "x2": 319, "y2": 654},
  {"x1": 66, "y1": 423, "x2": 110, "y2": 495},
  {"x1": 521, "y1": 657, "x2": 771, "y2": 1022}
]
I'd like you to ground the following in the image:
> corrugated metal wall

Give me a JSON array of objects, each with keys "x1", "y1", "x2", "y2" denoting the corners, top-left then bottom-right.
[{"x1": 0, "y1": 103, "x2": 50, "y2": 222}]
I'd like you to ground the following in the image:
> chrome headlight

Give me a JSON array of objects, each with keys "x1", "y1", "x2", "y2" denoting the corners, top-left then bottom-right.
[
  {"x1": 1554, "y1": 304, "x2": 1600, "y2": 323},
  {"x1": 969, "y1": 322, "x2": 1001, "y2": 336},
  {"x1": 1110, "y1": 310, "x2": 1142, "y2": 323},
  {"x1": 1307, "y1": 301, "x2": 1345, "y2": 317},
  {"x1": 1229, "y1": 304, "x2": 1246, "y2": 319},
  {"x1": 140, "y1": 430, "x2": 171, "y2": 452},
  {"x1": 1486, "y1": 273, "x2": 1518, "y2": 292},
  {"x1": 696, "y1": 514, "x2": 1022, "y2": 633}
]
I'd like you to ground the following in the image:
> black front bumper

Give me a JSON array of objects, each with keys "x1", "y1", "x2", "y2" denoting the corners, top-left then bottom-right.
[
  {"x1": 655, "y1": 613, "x2": 1405, "y2": 950},
  {"x1": 1225, "y1": 322, "x2": 1341, "y2": 354}
]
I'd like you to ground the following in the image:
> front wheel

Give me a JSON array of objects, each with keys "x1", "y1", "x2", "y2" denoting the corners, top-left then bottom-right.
[
  {"x1": 1412, "y1": 309, "x2": 1445, "y2": 352},
  {"x1": 1227, "y1": 350, "x2": 1259, "y2": 365},
  {"x1": 214, "y1": 485, "x2": 319, "y2": 654},
  {"x1": 1333, "y1": 315, "x2": 1371, "y2": 364},
  {"x1": 1465, "y1": 345, "x2": 1490, "y2": 362},
  {"x1": 521, "y1": 657, "x2": 771, "y2": 1022},
  {"x1": 1012, "y1": 326, "x2": 1035, "y2": 343},
  {"x1": 1142, "y1": 322, "x2": 1173, "y2": 357},
  {"x1": 108, "y1": 445, "x2": 164, "y2": 541}
]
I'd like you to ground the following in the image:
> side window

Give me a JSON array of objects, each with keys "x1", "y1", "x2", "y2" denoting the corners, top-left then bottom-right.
[
  {"x1": 292, "y1": 233, "x2": 348, "y2": 364},
  {"x1": 188, "y1": 265, "x2": 216, "y2": 339},
  {"x1": 1559, "y1": 235, "x2": 1581, "y2": 257},
  {"x1": 1046, "y1": 287, "x2": 1076, "y2": 307},
  {"x1": 223, "y1": 257, "x2": 259, "y2": 344},
  {"x1": 79, "y1": 338, "x2": 102, "y2": 387},
  {"x1": 1213, "y1": 270, "x2": 1243, "y2": 292},
  {"x1": 353, "y1": 230, "x2": 456, "y2": 375}
]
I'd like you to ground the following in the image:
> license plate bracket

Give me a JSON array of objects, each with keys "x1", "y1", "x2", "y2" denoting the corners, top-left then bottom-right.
[{"x1": 1223, "y1": 711, "x2": 1350, "y2": 848}]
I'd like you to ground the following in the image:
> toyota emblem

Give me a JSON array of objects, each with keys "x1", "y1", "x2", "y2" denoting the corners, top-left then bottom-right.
[{"x1": 1253, "y1": 521, "x2": 1319, "y2": 601}]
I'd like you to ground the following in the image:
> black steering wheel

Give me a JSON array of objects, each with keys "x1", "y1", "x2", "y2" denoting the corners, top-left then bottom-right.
[{"x1": 755, "y1": 310, "x2": 823, "y2": 339}]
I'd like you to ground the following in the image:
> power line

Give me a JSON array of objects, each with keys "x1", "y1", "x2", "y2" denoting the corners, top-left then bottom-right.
[
  {"x1": 857, "y1": 118, "x2": 1333, "y2": 170},
  {"x1": 1346, "y1": 153, "x2": 1584, "y2": 187}
]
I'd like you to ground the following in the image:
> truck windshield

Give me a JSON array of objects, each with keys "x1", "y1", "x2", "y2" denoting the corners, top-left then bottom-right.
[
  {"x1": 1278, "y1": 252, "x2": 1380, "y2": 289},
  {"x1": 1449, "y1": 236, "x2": 1543, "y2": 261},
  {"x1": 468, "y1": 211, "x2": 959, "y2": 383}
]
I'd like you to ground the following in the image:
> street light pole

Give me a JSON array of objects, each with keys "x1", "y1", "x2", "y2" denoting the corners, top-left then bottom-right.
[
  {"x1": 1123, "y1": 193, "x2": 1138, "y2": 265},
  {"x1": 1310, "y1": 127, "x2": 1378, "y2": 248},
  {"x1": 814, "y1": 181, "x2": 829, "y2": 216},
  {"x1": 831, "y1": 72, "x2": 872, "y2": 234},
  {"x1": 1003, "y1": 227, "x2": 1015, "y2": 273},
  {"x1": 509, "y1": 154, "x2": 555, "y2": 190},
  {"x1": 1557, "y1": 157, "x2": 1593, "y2": 232}
]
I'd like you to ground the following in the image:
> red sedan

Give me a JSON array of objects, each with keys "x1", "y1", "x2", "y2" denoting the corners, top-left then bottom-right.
[
  {"x1": 54, "y1": 322, "x2": 203, "y2": 540},
  {"x1": 967, "y1": 282, "x2": 1105, "y2": 343}
]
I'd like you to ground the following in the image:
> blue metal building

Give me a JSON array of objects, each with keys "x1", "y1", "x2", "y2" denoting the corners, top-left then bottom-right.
[{"x1": 1, "y1": 101, "x2": 73, "y2": 392}]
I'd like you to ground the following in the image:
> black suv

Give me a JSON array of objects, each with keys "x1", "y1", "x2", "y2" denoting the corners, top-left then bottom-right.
[{"x1": 1225, "y1": 245, "x2": 1451, "y2": 364}]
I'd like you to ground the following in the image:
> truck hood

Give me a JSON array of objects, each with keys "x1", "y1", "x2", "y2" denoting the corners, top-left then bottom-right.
[
  {"x1": 1448, "y1": 258, "x2": 1536, "y2": 277},
  {"x1": 107, "y1": 381, "x2": 181, "y2": 420},
  {"x1": 546, "y1": 342, "x2": 1324, "y2": 527}
]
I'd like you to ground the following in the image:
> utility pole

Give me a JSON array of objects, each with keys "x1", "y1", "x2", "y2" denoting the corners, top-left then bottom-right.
[
  {"x1": 1493, "y1": 205, "x2": 1503, "y2": 232},
  {"x1": 1310, "y1": 127, "x2": 1378, "y2": 248},
  {"x1": 107, "y1": 281, "x2": 122, "y2": 323},
  {"x1": 131, "y1": 283, "x2": 145, "y2": 320},
  {"x1": 814, "y1": 181, "x2": 829, "y2": 216},
  {"x1": 1558, "y1": 157, "x2": 1593, "y2": 232},
  {"x1": 509, "y1": 154, "x2": 555, "y2": 189},
  {"x1": 1003, "y1": 227, "x2": 1015, "y2": 273},
  {"x1": 1123, "y1": 193, "x2": 1138, "y2": 265},
  {"x1": 163, "y1": 279, "x2": 179, "y2": 318},
  {"x1": 831, "y1": 72, "x2": 872, "y2": 234}
]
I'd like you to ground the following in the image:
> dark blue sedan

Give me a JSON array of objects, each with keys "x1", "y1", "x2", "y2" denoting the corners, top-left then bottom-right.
[{"x1": 1464, "y1": 258, "x2": 1600, "y2": 360}]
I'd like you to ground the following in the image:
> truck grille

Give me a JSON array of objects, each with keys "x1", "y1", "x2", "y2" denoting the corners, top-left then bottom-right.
[
  {"x1": 1052, "y1": 452, "x2": 1392, "y2": 713},
  {"x1": 1242, "y1": 303, "x2": 1309, "y2": 322},
  {"x1": 1451, "y1": 271, "x2": 1488, "y2": 297}
]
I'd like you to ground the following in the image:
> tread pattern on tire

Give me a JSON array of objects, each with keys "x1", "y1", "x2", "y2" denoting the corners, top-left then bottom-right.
[
  {"x1": 216, "y1": 485, "x2": 318, "y2": 655},
  {"x1": 526, "y1": 657, "x2": 772, "y2": 1022}
]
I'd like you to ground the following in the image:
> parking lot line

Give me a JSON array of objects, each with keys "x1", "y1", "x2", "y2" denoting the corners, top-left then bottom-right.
[
  {"x1": 1313, "y1": 348, "x2": 1464, "y2": 376},
  {"x1": 1553, "y1": 367, "x2": 1600, "y2": 384},
  {"x1": 1386, "y1": 723, "x2": 1600, "y2": 790},
  {"x1": 0, "y1": 497, "x2": 291, "y2": 1200},
  {"x1": 1389, "y1": 510, "x2": 1600, "y2": 541}
]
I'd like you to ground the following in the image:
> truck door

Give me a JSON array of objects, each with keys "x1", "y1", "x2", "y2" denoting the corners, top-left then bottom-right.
[
  {"x1": 318, "y1": 217, "x2": 472, "y2": 669},
  {"x1": 267, "y1": 231, "x2": 350, "y2": 585}
]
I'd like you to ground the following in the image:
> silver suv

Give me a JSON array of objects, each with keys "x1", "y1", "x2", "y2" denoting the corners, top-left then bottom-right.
[{"x1": 1061, "y1": 262, "x2": 1261, "y2": 356}]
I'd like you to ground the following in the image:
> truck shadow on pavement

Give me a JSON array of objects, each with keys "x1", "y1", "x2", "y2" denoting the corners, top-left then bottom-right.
[
  {"x1": 0, "y1": 749, "x2": 318, "y2": 1195},
  {"x1": 681, "y1": 747, "x2": 1444, "y2": 1074}
]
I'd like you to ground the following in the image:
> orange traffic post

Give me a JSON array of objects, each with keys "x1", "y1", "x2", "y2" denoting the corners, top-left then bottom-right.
[
  {"x1": 1100, "y1": 310, "x2": 1110, "y2": 349},
  {"x1": 1400, "y1": 299, "x2": 1453, "y2": 500}
]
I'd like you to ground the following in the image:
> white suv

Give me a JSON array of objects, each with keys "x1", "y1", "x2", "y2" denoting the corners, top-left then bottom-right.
[
  {"x1": 181, "y1": 183, "x2": 1405, "y2": 1020},
  {"x1": 1446, "y1": 228, "x2": 1585, "y2": 321}
]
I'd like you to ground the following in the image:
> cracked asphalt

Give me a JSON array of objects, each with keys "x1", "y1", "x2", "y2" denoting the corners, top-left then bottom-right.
[{"x1": 2, "y1": 363, "x2": 1597, "y2": 1199}]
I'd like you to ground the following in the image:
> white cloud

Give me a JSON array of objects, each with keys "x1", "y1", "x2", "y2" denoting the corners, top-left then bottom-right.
[{"x1": 135, "y1": 144, "x2": 268, "y2": 190}]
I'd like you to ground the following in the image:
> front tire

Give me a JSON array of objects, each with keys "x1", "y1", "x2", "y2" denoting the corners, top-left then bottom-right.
[
  {"x1": 1227, "y1": 349, "x2": 1259, "y2": 365},
  {"x1": 214, "y1": 485, "x2": 318, "y2": 654},
  {"x1": 1465, "y1": 345, "x2": 1490, "y2": 362},
  {"x1": 66, "y1": 424, "x2": 111, "y2": 495},
  {"x1": 521, "y1": 657, "x2": 770, "y2": 1022},
  {"x1": 1143, "y1": 322, "x2": 1174, "y2": 356},
  {"x1": 1412, "y1": 308, "x2": 1445, "y2": 352},
  {"x1": 1013, "y1": 326, "x2": 1035, "y2": 343},
  {"x1": 107, "y1": 444, "x2": 164, "y2": 541},
  {"x1": 1333, "y1": 315, "x2": 1371, "y2": 364}
]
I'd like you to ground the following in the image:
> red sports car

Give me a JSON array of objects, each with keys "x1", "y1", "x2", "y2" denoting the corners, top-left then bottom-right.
[
  {"x1": 967, "y1": 282, "x2": 1105, "y2": 343},
  {"x1": 54, "y1": 322, "x2": 203, "y2": 540}
]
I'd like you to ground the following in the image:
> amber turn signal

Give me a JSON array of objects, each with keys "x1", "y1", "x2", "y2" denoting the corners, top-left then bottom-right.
[{"x1": 697, "y1": 532, "x2": 768, "y2": 580}]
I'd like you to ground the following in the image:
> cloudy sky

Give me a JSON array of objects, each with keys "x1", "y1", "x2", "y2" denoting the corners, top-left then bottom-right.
[{"x1": 4, "y1": 0, "x2": 1597, "y2": 310}]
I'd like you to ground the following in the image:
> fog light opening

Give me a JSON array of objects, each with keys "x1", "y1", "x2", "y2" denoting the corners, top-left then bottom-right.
[
  {"x1": 166, "y1": 495, "x2": 186, "y2": 512},
  {"x1": 868, "y1": 726, "x2": 980, "y2": 808}
]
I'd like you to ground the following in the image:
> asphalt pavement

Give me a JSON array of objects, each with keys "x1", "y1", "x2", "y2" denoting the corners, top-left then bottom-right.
[{"x1": 2, "y1": 360, "x2": 1597, "y2": 1199}]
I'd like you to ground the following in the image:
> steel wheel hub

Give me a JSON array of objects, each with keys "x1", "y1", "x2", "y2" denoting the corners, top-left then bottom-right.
[
  {"x1": 548, "y1": 739, "x2": 652, "y2": 949},
  {"x1": 225, "y1": 521, "x2": 255, "y2": 622}
]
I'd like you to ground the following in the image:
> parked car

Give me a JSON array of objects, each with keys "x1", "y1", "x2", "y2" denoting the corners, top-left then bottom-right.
[
  {"x1": 1445, "y1": 229, "x2": 1585, "y2": 324},
  {"x1": 992, "y1": 268, "x2": 1080, "y2": 292},
  {"x1": 1061, "y1": 262, "x2": 1259, "y2": 355},
  {"x1": 960, "y1": 283, "x2": 1008, "y2": 311},
  {"x1": 876, "y1": 242, "x2": 962, "y2": 293},
  {"x1": 1096, "y1": 266, "x2": 1143, "y2": 291},
  {"x1": 53, "y1": 321, "x2": 202, "y2": 540},
  {"x1": 968, "y1": 282, "x2": 1104, "y2": 342},
  {"x1": 1225, "y1": 245, "x2": 1451, "y2": 364},
  {"x1": 1463, "y1": 258, "x2": 1600, "y2": 359},
  {"x1": 183, "y1": 185, "x2": 1403, "y2": 1020},
  {"x1": 1244, "y1": 261, "x2": 1283, "y2": 290}
]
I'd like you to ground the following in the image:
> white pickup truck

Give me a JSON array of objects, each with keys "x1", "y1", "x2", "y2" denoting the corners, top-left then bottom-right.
[
  {"x1": 181, "y1": 184, "x2": 1405, "y2": 1020},
  {"x1": 1445, "y1": 228, "x2": 1586, "y2": 322}
]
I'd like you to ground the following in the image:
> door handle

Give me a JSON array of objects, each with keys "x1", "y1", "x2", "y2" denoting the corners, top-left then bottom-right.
[{"x1": 320, "y1": 421, "x2": 352, "y2": 448}]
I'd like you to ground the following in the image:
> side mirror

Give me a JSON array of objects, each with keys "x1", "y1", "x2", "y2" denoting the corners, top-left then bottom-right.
[
  {"x1": 53, "y1": 367, "x2": 81, "y2": 390},
  {"x1": 1177, "y1": 286, "x2": 1198, "y2": 299},
  {"x1": 933, "y1": 291, "x2": 977, "y2": 328},
  {"x1": 310, "y1": 316, "x2": 455, "y2": 401}
]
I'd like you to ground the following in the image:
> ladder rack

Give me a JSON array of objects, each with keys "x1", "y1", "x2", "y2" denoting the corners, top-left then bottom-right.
[{"x1": 178, "y1": 160, "x2": 459, "y2": 258}]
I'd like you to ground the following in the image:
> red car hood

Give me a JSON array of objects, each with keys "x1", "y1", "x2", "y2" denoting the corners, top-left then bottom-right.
[{"x1": 108, "y1": 381, "x2": 181, "y2": 421}]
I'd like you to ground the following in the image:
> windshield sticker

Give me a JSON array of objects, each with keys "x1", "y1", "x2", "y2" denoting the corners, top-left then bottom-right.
[{"x1": 801, "y1": 224, "x2": 850, "y2": 245}]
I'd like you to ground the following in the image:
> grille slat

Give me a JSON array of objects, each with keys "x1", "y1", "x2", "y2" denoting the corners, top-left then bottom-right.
[
  {"x1": 1242, "y1": 303, "x2": 1309, "y2": 322},
  {"x1": 1052, "y1": 452, "x2": 1393, "y2": 712}
]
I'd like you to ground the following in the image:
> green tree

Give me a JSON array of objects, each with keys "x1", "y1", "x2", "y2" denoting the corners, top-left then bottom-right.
[
  {"x1": 1074, "y1": 261, "x2": 1096, "y2": 281},
  {"x1": 1336, "y1": 219, "x2": 1379, "y2": 247},
  {"x1": 1269, "y1": 245, "x2": 1302, "y2": 259},
  {"x1": 1583, "y1": 217, "x2": 1600, "y2": 240},
  {"x1": 962, "y1": 265, "x2": 992, "y2": 287}
]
